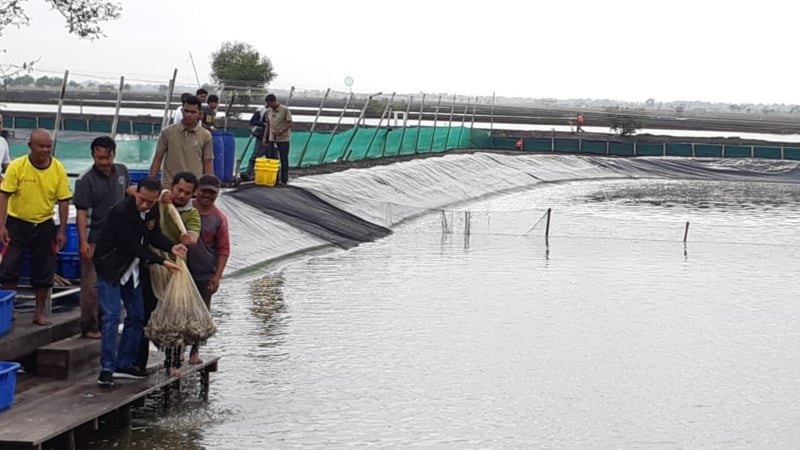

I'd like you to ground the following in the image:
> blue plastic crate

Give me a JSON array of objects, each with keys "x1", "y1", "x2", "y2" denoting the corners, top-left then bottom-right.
[
  {"x1": 0, "y1": 361, "x2": 20, "y2": 412},
  {"x1": 0, "y1": 291, "x2": 14, "y2": 337},
  {"x1": 57, "y1": 252, "x2": 81, "y2": 280}
]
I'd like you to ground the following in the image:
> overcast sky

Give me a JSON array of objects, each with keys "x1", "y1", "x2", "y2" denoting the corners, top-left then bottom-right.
[{"x1": 1, "y1": 0, "x2": 796, "y2": 104}]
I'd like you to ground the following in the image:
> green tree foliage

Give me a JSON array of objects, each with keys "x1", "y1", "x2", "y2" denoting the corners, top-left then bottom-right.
[
  {"x1": 3, "y1": 74, "x2": 35, "y2": 86},
  {"x1": 210, "y1": 41, "x2": 276, "y2": 89},
  {"x1": 606, "y1": 106, "x2": 646, "y2": 136},
  {"x1": 0, "y1": 0, "x2": 121, "y2": 39},
  {"x1": 34, "y1": 76, "x2": 63, "y2": 87}
]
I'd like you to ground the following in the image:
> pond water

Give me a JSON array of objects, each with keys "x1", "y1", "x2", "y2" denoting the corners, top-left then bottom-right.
[{"x1": 87, "y1": 178, "x2": 800, "y2": 449}]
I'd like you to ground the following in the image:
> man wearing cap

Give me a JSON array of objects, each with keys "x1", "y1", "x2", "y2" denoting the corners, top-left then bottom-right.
[{"x1": 187, "y1": 174, "x2": 229, "y2": 364}]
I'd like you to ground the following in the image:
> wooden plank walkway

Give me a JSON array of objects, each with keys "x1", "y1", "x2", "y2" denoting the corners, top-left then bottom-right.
[{"x1": 0, "y1": 354, "x2": 219, "y2": 449}]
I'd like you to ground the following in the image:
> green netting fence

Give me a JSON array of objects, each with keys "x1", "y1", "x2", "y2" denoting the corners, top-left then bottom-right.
[
  {"x1": 9, "y1": 126, "x2": 488, "y2": 174},
  {"x1": 8, "y1": 128, "x2": 800, "y2": 179}
]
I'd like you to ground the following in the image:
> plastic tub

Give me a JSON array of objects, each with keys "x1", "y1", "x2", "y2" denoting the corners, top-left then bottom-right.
[
  {"x1": 0, "y1": 291, "x2": 14, "y2": 337},
  {"x1": 254, "y1": 158, "x2": 280, "y2": 186},
  {"x1": 0, "y1": 361, "x2": 20, "y2": 412}
]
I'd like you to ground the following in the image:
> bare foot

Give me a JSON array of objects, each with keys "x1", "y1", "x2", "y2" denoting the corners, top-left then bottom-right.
[
  {"x1": 32, "y1": 317, "x2": 52, "y2": 326},
  {"x1": 189, "y1": 353, "x2": 203, "y2": 365},
  {"x1": 82, "y1": 331, "x2": 102, "y2": 339},
  {"x1": 168, "y1": 368, "x2": 181, "y2": 377}
]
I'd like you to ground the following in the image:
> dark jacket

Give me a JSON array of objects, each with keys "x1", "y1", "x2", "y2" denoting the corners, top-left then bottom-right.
[{"x1": 93, "y1": 196, "x2": 175, "y2": 284}]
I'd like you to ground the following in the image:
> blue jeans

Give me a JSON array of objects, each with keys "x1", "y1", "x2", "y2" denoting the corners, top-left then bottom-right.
[{"x1": 98, "y1": 274, "x2": 144, "y2": 373}]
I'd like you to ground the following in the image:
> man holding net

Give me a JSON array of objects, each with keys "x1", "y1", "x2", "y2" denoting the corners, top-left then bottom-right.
[{"x1": 93, "y1": 177, "x2": 186, "y2": 387}]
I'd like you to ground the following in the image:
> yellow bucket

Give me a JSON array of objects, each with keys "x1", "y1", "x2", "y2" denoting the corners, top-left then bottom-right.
[{"x1": 254, "y1": 158, "x2": 280, "y2": 186}]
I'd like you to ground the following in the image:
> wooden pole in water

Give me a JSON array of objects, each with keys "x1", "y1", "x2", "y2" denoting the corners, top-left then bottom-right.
[
  {"x1": 414, "y1": 93, "x2": 426, "y2": 154},
  {"x1": 297, "y1": 87, "x2": 330, "y2": 166},
  {"x1": 320, "y1": 92, "x2": 353, "y2": 164},
  {"x1": 160, "y1": 68, "x2": 178, "y2": 132},
  {"x1": 52, "y1": 70, "x2": 69, "y2": 155},
  {"x1": 110, "y1": 75, "x2": 125, "y2": 139},
  {"x1": 545, "y1": 208, "x2": 552, "y2": 246},
  {"x1": 683, "y1": 221, "x2": 690, "y2": 242}
]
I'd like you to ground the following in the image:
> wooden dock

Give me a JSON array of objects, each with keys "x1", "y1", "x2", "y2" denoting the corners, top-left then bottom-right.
[
  {"x1": 0, "y1": 287, "x2": 221, "y2": 450},
  {"x1": 0, "y1": 354, "x2": 219, "y2": 450}
]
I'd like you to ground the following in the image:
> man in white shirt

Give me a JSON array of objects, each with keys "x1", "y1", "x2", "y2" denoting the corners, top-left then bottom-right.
[{"x1": 0, "y1": 113, "x2": 13, "y2": 176}]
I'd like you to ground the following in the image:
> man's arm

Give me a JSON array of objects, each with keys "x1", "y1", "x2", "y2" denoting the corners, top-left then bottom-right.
[
  {"x1": 0, "y1": 192, "x2": 9, "y2": 245},
  {"x1": 76, "y1": 209, "x2": 92, "y2": 259},
  {"x1": 149, "y1": 134, "x2": 168, "y2": 178},
  {"x1": 209, "y1": 213, "x2": 230, "y2": 293},
  {"x1": 55, "y1": 200, "x2": 69, "y2": 250},
  {"x1": 202, "y1": 135, "x2": 214, "y2": 175}
]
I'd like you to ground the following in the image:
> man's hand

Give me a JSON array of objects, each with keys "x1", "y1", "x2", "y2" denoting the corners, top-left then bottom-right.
[
  {"x1": 80, "y1": 242, "x2": 94, "y2": 260},
  {"x1": 171, "y1": 243, "x2": 187, "y2": 259},
  {"x1": 163, "y1": 260, "x2": 180, "y2": 272},
  {"x1": 0, "y1": 225, "x2": 9, "y2": 246},
  {"x1": 180, "y1": 232, "x2": 198, "y2": 245},
  {"x1": 209, "y1": 274, "x2": 221, "y2": 294},
  {"x1": 56, "y1": 229, "x2": 67, "y2": 251},
  {"x1": 160, "y1": 190, "x2": 173, "y2": 204},
  {"x1": 126, "y1": 185, "x2": 137, "y2": 196}
]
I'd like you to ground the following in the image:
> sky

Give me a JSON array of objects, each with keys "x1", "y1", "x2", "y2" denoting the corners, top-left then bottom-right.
[{"x1": 0, "y1": 0, "x2": 797, "y2": 105}]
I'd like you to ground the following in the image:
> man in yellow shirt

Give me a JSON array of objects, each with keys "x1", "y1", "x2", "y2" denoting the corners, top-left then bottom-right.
[{"x1": 0, "y1": 129, "x2": 72, "y2": 325}]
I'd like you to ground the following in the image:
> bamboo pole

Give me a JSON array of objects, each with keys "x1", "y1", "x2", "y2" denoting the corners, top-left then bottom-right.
[
  {"x1": 110, "y1": 76, "x2": 125, "y2": 139},
  {"x1": 320, "y1": 92, "x2": 353, "y2": 164},
  {"x1": 370, "y1": 92, "x2": 394, "y2": 158},
  {"x1": 414, "y1": 93, "x2": 426, "y2": 154},
  {"x1": 430, "y1": 95, "x2": 442, "y2": 151},
  {"x1": 398, "y1": 95, "x2": 413, "y2": 154},
  {"x1": 444, "y1": 94, "x2": 456, "y2": 150},
  {"x1": 297, "y1": 88, "x2": 330, "y2": 166},
  {"x1": 51, "y1": 70, "x2": 69, "y2": 155},
  {"x1": 160, "y1": 69, "x2": 178, "y2": 132}
]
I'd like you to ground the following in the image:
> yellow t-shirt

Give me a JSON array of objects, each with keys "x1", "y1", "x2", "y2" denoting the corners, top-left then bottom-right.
[{"x1": 1, "y1": 155, "x2": 72, "y2": 224}]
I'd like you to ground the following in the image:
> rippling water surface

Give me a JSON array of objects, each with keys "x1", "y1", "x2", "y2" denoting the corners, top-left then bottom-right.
[{"x1": 89, "y1": 179, "x2": 800, "y2": 449}]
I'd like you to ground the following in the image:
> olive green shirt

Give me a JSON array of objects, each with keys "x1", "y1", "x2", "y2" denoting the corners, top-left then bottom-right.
[
  {"x1": 155, "y1": 123, "x2": 213, "y2": 188},
  {"x1": 267, "y1": 104, "x2": 293, "y2": 142},
  {"x1": 159, "y1": 203, "x2": 201, "y2": 242}
]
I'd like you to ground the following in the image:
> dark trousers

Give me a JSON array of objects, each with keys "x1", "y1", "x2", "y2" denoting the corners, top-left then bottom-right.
[{"x1": 269, "y1": 141, "x2": 291, "y2": 183}]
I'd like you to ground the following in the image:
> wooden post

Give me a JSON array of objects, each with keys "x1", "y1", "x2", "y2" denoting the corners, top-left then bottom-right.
[
  {"x1": 456, "y1": 98, "x2": 469, "y2": 147},
  {"x1": 430, "y1": 95, "x2": 442, "y2": 151},
  {"x1": 683, "y1": 221, "x2": 690, "y2": 242},
  {"x1": 160, "y1": 68, "x2": 178, "y2": 132},
  {"x1": 398, "y1": 95, "x2": 413, "y2": 154},
  {"x1": 110, "y1": 76, "x2": 125, "y2": 139},
  {"x1": 370, "y1": 92, "x2": 394, "y2": 158},
  {"x1": 320, "y1": 92, "x2": 353, "y2": 164},
  {"x1": 489, "y1": 91, "x2": 496, "y2": 143},
  {"x1": 52, "y1": 70, "x2": 69, "y2": 156},
  {"x1": 470, "y1": 96, "x2": 477, "y2": 129},
  {"x1": 200, "y1": 368, "x2": 210, "y2": 401},
  {"x1": 444, "y1": 94, "x2": 456, "y2": 150},
  {"x1": 297, "y1": 87, "x2": 330, "y2": 166},
  {"x1": 545, "y1": 208, "x2": 552, "y2": 246},
  {"x1": 118, "y1": 404, "x2": 132, "y2": 428},
  {"x1": 414, "y1": 93, "x2": 426, "y2": 153}
]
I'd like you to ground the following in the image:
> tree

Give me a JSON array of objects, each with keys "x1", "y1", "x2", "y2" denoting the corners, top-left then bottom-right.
[
  {"x1": 0, "y1": 0, "x2": 122, "y2": 40},
  {"x1": 606, "y1": 106, "x2": 646, "y2": 136},
  {"x1": 210, "y1": 41, "x2": 276, "y2": 89}
]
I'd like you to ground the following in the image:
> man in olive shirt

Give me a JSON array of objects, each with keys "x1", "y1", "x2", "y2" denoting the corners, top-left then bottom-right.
[
  {"x1": 265, "y1": 94, "x2": 293, "y2": 186},
  {"x1": 0, "y1": 129, "x2": 72, "y2": 325},
  {"x1": 149, "y1": 96, "x2": 213, "y2": 189}
]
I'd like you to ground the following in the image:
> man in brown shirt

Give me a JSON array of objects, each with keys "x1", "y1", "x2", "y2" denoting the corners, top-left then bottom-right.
[
  {"x1": 149, "y1": 96, "x2": 214, "y2": 188},
  {"x1": 265, "y1": 94, "x2": 293, "y2": 186}
]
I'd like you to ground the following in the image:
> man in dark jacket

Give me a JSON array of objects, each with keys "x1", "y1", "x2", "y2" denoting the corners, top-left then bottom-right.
[{"x1": 93, "y1": 177, "x2": 186, "y2": 387}]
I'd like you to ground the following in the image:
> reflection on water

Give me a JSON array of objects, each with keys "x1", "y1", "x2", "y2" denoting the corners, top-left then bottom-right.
[{"x1": 93, "y1": 178, "x2": 800, "y2": 449}]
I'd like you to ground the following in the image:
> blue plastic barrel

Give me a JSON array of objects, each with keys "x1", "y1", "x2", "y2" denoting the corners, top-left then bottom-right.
[
  {"x1": 212, "y1": 131, "x2": 225, "y2": 180},
  {"x1": 222, "y1": 132, "x2": 236, "y2": 182}
]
